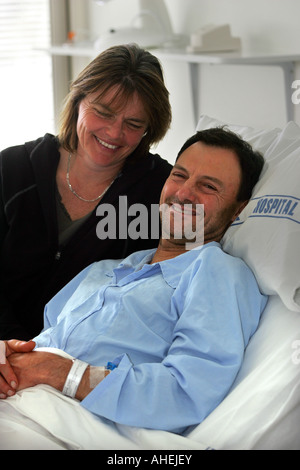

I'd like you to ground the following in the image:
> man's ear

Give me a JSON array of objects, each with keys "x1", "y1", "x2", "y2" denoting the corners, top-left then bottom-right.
[
  {"x1": 224, "y1": 200, "x2": 249, "y2": 236},
  {"x1": 234, "y1": 199, "x2": 248, "y2": 219}
]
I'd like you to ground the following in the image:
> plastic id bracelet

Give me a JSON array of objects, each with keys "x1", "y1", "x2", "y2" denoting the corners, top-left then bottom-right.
[{"x1": 62, "y1": 359, "x2": 89, "y2": 398}]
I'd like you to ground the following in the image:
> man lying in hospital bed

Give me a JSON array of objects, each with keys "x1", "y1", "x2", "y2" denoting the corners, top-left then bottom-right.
[{"x1": 0, "y1": 127, "x2": 267, "y2": 449}]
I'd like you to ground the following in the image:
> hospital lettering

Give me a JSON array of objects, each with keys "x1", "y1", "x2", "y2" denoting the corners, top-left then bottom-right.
[{"x1": 252, "y1": 197, "x2": 298, "y2": 216}]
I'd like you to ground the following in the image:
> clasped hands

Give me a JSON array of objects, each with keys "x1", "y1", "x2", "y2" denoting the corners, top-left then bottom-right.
[{"x1": 0, "y1": 340, "x2": 74, "y2": 399}]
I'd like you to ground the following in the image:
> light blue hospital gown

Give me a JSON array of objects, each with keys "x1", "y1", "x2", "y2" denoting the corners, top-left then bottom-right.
[{"x1": 34, "y1": 241, "x2": 267, "y2": 434}]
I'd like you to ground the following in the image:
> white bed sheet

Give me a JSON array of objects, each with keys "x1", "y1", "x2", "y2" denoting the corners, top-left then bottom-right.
[{"x1": 0, "y1": 383, "x2": 208, "y2": 450}]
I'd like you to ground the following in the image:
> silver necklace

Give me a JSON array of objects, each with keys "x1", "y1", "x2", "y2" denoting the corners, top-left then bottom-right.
[{"x1": 66, "y1": 153, "x2": 115, "y2": 203}]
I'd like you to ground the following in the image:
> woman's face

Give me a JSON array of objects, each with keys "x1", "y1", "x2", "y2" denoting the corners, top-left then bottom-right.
[{"x1": 76, "y1": 87, "x2": 149, "y2": 172}]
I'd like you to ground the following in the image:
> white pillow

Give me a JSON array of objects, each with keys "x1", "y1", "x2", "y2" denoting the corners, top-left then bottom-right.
[{"x1": 196, "y1": 115, "x2": 300, "y2": 312}]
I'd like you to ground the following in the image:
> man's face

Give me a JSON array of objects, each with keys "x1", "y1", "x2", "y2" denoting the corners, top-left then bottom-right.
[{"x1": 159, "y1": 141, "x2": 247, "y2": 246}]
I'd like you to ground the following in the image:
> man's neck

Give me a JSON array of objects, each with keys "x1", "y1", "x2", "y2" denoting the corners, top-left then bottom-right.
[
  {"x1": 150, "y1": 240, "x2": 187, "y2": 264},
  {"x1": 150, "y1": 237, "x2": 219, "y2": 264}
]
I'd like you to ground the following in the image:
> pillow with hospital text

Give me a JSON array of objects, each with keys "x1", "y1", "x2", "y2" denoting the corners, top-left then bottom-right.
[{"x1": 196, "y1": 115, "x2": 300, "y2": 312}]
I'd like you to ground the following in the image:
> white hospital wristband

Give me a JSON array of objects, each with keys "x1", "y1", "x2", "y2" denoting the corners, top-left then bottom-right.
[{"x1": 62, "y1": 359, "x2": 89, "y2": 398}]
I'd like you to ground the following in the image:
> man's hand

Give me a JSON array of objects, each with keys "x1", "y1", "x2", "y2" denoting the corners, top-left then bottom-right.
[
  {"x1": 0, "y1": 341, "x2": 107, "y2": 401},
  {"x1": 8, "y1": 351, "x2": 73, "y2": 394},
  {"x1": 0, "y1": 340, "x2": 36, "y2": 399}
]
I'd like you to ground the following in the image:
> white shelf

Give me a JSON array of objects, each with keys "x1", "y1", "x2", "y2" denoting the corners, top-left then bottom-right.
[
  {"x1": 45, "y1": 45, "x2": 300, "y2": 124},
  {"x1": 47, "y1": 44, "x2": 300, "y2": 64},
  {"x1": 46, "y1": 45, "x2": 97, "y2": 57}
]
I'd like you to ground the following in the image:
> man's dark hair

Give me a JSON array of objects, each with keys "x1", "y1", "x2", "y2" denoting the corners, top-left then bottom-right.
[{"x1": 176, "y1": 127, "x2": 265, "y2": 201}]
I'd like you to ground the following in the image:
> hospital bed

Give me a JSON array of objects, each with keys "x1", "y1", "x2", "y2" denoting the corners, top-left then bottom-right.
[{"x1": 0, "y1": 115, "x2": 299, "y2": 450}]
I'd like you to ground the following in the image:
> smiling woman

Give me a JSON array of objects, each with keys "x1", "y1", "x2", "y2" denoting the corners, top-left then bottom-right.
[
  {"x1": 73, "y1": 88, "x2": 149, "y2": 176},
  {"x1": 0, "y1": 44, "x2": 172, "y2": 341}
]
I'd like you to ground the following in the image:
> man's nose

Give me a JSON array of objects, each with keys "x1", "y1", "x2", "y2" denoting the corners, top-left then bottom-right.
[{"x1": 176, "y1": 180, "x2": 198, "y2": 204}]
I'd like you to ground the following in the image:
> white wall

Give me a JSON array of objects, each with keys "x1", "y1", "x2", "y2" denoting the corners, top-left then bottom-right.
[{"x1": 73, "y1": 0, "x2": 300, "y2": 164}]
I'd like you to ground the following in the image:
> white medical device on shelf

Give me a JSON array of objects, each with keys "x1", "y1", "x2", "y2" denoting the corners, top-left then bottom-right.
[
  {"x1": 187, "y1": 24, "x2": 241, "y2": 53},
  {"x1": 93, "y1": 0, "x2": 184, "y2": 50}
]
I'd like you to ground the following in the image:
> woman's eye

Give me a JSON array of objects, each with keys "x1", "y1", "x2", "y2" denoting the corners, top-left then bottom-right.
[
  {"x1": 99, "y1": 112, "x2": 112, "y2": 119},
  {"x1": 126, "y1": 122, "x2": 143, "y2": 130},
  {"x1": 94, "y1": 108, "x2": 112, "y2": 119}
]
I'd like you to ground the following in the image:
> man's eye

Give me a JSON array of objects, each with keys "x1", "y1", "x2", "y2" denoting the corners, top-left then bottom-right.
[
  {"x1": 203, "y1": 183, "x2": 217, "y2": 191},
  {"x1": 172, "y1": 172, "x2": 185, "y2": 178}
]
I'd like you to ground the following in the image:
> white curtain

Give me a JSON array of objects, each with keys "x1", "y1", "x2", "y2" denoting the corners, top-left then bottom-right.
[{"x1": 0, "y1": 0, "x2": 54, "y2": 149}]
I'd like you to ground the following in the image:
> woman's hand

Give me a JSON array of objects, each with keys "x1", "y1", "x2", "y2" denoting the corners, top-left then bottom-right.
[{"x1": 0, "y1": 340, "x2": 36, "y2": 398}]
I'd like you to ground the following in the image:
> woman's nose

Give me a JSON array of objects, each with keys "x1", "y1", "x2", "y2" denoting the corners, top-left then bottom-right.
[{"x1": 105, "y1": 119, "x2": 124, "y2": 139}]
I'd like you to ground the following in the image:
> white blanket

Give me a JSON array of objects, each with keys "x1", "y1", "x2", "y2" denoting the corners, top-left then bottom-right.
[
  {"x1": 0, "y1": 386, "x2": 208, "y2": 450},
  {"x1": 0, "y1": 348, "x2": 208, "y2": 450}
]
